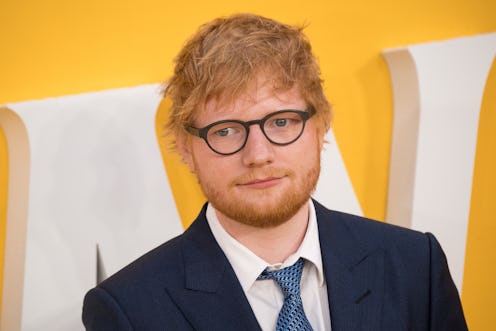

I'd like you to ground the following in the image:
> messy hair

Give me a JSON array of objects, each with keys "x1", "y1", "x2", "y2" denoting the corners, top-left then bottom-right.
[{"x1": 163, "y1": 13, "x2": 332, "y2": 144}]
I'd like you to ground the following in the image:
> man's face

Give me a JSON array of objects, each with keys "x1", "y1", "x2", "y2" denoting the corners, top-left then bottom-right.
[{"x1": 180, "y1": 79, "x2": 324, "y2": 228}]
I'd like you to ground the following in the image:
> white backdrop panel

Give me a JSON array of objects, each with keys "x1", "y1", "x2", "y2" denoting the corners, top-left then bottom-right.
[
  {"x1": 7, "y1": 85, "x2": 183, "y2": 330},
  {"x1": 384, "y1": 33, "x2": 496, "y2": 291}
]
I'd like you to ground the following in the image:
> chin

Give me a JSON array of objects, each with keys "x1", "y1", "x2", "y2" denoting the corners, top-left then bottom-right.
[{"x1": 213, "y1": 192, "x2": 309, "y2": 229}]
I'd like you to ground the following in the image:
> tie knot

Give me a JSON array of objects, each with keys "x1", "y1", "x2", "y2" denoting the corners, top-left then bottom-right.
[{"x1": 258, "y1": 258, "x2": 305, "y2": 298}]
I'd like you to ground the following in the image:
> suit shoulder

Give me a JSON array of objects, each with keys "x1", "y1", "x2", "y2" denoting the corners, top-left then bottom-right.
[
  {"x1": 97, "y1": 233, "x2": 186, "y2": 293},
  {"x1": 335, "y1": 210, "x2": 423, "y2": 238},
  {"x1": 314, "y1": 200, "x2": 430, "y2": 252}
]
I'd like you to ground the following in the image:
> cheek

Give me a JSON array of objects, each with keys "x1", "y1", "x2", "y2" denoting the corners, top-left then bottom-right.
[
  {"x1": 293, "y1": 132, "x2": 321, "y2": 161},
  {"x1": 194, "y1": 152, "x2": 237, "y2": 184}
]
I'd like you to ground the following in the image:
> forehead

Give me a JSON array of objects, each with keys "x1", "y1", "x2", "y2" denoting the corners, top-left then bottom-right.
[{"x1": 199, "y1": 79, "x2": 305, "y2": 122}]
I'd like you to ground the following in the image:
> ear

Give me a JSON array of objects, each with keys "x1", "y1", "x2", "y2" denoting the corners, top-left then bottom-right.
[
  {"x1": 316, "y1": 125, "x2": 326, "y2": 152},
  {"x1": 319, "y1": 132, "x2": 325, "y2": 151},
  {"x1": 176, "y1": 132, "x2": 196, "y2": 173}
]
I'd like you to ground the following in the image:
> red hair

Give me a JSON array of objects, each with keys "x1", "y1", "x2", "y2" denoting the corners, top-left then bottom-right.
[{"x1": 163, "y1": 13, "x2": 331, "y2": 146}]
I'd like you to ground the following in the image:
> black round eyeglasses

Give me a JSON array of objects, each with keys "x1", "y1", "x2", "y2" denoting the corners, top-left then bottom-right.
[{"x1": 185, "y1": 107, "x2": 316, "y2": 156}]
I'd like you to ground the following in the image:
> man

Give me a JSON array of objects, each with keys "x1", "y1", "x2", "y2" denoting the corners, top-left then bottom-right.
[{"x1": 82, "y1": 13, "x2": 468, "y2": 330}]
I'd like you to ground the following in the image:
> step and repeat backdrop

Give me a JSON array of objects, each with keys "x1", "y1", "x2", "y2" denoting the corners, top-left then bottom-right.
[{"x1": 1, "y1": 1, "x2": 495, "y2": 330}]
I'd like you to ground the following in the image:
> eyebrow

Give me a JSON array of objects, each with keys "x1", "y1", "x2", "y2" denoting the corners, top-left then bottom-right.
[{"x1": 198, "y1": 107, "x2": 310, "y2": 125}]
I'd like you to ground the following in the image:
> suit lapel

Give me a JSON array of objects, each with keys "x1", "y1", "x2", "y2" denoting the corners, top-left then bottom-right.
[
  {"x1": 314, "y1": 201, "x2": 384, "y2": 331},
  {"x1": 166, "y1": 204, "x2": 262, "y2": 331}
]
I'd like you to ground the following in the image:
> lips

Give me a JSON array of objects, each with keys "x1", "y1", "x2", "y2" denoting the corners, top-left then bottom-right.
[
  {"x1": 230, "y1": 168, "x2": 293, "y2": 189},
  {"x1": 237, "y1": 176, "x2": 286, "y2": 189}
]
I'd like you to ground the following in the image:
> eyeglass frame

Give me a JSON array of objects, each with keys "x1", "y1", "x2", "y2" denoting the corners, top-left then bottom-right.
[{"x1": 184, "y1": 107, "x2": 317, "y2": 156}]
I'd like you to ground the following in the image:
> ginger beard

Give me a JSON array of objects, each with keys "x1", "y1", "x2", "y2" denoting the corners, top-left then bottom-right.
[{"x1": 192, "y1": 145, "x2": 321, "y2": 228}]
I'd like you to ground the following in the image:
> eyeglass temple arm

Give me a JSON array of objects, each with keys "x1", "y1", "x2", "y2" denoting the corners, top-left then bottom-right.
[
  {"x1": 185, "y1": 126, "x2": 201, "y2": 137},
  {"x1": 308, "y1": 106, "x2": 316, "y2": 117}
]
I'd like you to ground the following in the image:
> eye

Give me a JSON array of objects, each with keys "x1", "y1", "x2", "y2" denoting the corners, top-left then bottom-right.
[
  {"x1": 268, "y1": 115, "x2": 301, "y2": 128},
  {"x1": 274, "y1": 118, "x2": 289, "y2": 127},
  {"x1": 213, "y1": 127, "x2": 238, "y2": 137}
]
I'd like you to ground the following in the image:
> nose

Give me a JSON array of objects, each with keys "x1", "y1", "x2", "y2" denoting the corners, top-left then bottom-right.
[{"x1": 241, "y1": 124, "x2": 274, "y2": 167}]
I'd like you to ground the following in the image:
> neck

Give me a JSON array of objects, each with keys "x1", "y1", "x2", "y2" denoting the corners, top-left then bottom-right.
[{"x1": 216, "y1": 202, "x2": 310, "y2": 264}]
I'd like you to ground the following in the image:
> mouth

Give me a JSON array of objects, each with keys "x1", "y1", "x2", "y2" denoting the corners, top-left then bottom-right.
[{"x1": 237, "y1": 176, "x2": 286, "y2": 189}]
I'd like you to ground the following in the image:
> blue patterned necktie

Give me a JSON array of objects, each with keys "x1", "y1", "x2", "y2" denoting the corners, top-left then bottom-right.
[{"x1": 258, "y1": 258, "x2": 313, "y2": 331}]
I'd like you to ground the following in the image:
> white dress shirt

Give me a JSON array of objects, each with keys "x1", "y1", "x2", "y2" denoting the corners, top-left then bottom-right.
[{"x1": 206, "y1": 200, "x2": 332, "y2": 331}]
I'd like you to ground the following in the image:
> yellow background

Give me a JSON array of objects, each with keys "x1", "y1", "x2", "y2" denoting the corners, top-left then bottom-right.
[{"x1": 1, "y1": 0, "x2": 495, "y2": 329}]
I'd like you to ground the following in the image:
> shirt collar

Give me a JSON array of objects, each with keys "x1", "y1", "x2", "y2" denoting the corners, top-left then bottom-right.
[{"x1": 206, "y1": 200, "x2": 325, "y2": 293}]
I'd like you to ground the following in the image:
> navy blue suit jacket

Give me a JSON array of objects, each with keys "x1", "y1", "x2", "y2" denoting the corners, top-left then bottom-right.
[{"x1": 82, "y1": 200, "x2": 467, "y2": 330}]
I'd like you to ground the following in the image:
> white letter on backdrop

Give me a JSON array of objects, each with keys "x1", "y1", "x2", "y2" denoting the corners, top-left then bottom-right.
[
  {"x1": 1, "y1": 85, "x2": 184, "y2": 331},
  {"x1": 383, "y1": 33, "x2": 496, "y2": 291}
]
